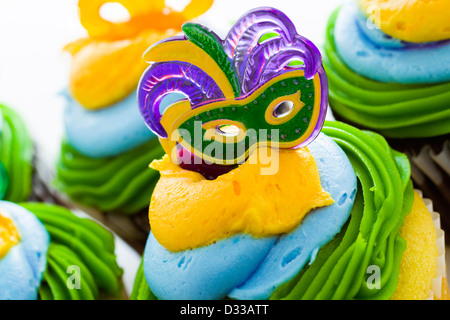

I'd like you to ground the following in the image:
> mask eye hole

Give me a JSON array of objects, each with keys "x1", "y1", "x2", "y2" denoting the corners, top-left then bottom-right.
[
  {"x1": 273, "y1": 101, "x2": 294, "y2": 119},
  {"x1": 216, "y1": 124, "x2": 241, "y2": 137}
]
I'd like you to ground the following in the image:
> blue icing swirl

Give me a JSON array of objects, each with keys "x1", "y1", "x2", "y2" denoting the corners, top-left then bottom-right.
[
  {"x1": 143, "y1": 132, "x2": 357, "y2": 300},
  {"x1": 0, "y1": 201, "x2": 49, "y2": 300},
  {"x1": 64, "y1": 91, "x2": 186, "y2": 158},
  {"x1": 334, "y1": 2, "x2": 450, "y2": 84}
]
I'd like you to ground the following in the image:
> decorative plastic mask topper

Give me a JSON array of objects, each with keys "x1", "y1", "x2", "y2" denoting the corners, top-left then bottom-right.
[{"x1": 138, "y1": 7, "x2": 328, "y2": 167}]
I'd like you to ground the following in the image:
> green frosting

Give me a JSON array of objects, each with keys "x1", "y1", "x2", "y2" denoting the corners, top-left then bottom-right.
[
  {"x1": 19, "y1": 202, "x2": 123, "y2": 300},
  {"x1": 130, "y1": 121, "x2": 414, "y2": 300},
  {"x1": 55, "y1": 138, "x2": 164, "y2": 214},
  {"x1": 324, "y1": 8, "x2": 450, "y2": 138},
  {"x1": 271, "y1": 121, "x2": 414, "y2": 299},
  {"x1": 0, "y1": 104, "x2": 33, "y2": 202},
  {"x1": 130, "y1": 259, "x2": 157, "y2": 300}
]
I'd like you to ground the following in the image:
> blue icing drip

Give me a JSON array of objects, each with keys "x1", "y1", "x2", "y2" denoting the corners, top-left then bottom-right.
[
  {"x1": 143, "y1": 132, "x2": 357, "y2": 300},
  {"x1": 0, "y1": 201, "x2": 49, "y2": 300},
  {"x1": 334, "y1": 2, "x2": 450, "y2": 84}
]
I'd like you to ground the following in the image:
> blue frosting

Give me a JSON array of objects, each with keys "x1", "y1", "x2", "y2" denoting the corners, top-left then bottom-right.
[
  {"x1": 334, "y1": 2, "x2": 450, "y2": 84},
  {"x1": 63, "y1": 91, "x2": 187, "y2": 158},
  {"x1": 0, "y1": 201, "x2": 49, "y2": 300},
  {"x1": 143, "y1": 132, "x2": 357, "y2": 300}
]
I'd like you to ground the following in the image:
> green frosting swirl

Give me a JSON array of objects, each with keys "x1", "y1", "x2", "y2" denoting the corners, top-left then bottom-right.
[
  {"x1": 131, "y1": 121, "x2": 414, "y2": 300},
  {"x1": 324, "y1": 8, "x2": 450, "y2": 138},
  {"x1": 55, "y1": 138, "x2": 164, "y2": 214},
  {"x1": 19, "y1": 202, "x2": 123, "y2": 300},
  {"x1": 271, "y1": 121, "x2": 414, "y2": 299},
  {"x1": 0, "y1": 104, "x2": 33, "y2": 202}
]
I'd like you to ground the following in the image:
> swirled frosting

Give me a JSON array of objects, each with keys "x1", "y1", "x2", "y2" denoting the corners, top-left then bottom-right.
[
  {"x1": 0, "y1": 202, "x2": 49, "y2": 300},
  {"x1": 271, "y1": 121, "x2": 414, "y2": 299},
  {"x1": 137, "y1": 128, "x2": 357, "y2": 300},
  {"x1": 149, "y1": 146, "x2": 333, "y2": 252},
  {"x1": 131, "y1": 121, "x2": 442, "y2": 300},
  {"x1": 0, "y1": 201, "x2": 123, "y2": 300},
  {"x1": 334, "y1": 2, "x2": 450, "y2": 84},
  {"x1": 20, "y1": 202, "x2": 123, "y2": 299},
  {"x1": 55, "y1": 138, "x2": 164, "y2": 214},
  {"x1": 0, "y1": 104, "x2": 33, "y2": 202},
  {"x1": 324, "y1": 7, "x2": 450, "y2": 138}
]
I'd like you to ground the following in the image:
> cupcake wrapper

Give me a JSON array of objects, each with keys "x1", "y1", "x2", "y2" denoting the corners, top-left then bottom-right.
[
  {"x1": 415, "y1": 189, "x2": 448, "y2": 300},
  {"x1": 394, "y1": 139, "x2": 450, "y2": 242}
]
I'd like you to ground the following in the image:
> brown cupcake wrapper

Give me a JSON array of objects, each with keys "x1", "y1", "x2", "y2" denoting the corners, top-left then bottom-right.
[
  {"x1": 33, "y1": 150, "x2": 149, "y2": 254},
  {"x1": 393, "y1": 140, "x2": 450, "y2": 242}
]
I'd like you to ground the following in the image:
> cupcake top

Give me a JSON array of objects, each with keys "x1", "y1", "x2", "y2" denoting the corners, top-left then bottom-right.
[
  {"x1": 357, "y1": 0, "x2": 450, "y2": 43},
  {"x1": 62, "y1": 0, "x2": 214, "y2": 158},
  {"x1": 0, "y1": 201, "x2": 123, "y2": 300},
  {"x1": 134, "y1": 7, "x2": 358, "y2": 300},
  {"x1": 0, "y1": 202, "x2": 49, "y2": 300},
  {"x1": 334, "y1": 1, "x2": 450, "y2": 84}
]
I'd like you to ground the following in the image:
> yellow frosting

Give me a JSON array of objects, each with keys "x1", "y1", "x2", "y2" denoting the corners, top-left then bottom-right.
[
  {"x1": 65, "y1": 30, "x2": 176, "y2": 110},
  {"x1": 0, "y1": 210, "x2": 19, "y2": 259},
  {"x1": 148, "y1": 147, "x2": 333, "y2": 252},
  {"x1": 357, "y1": 0, "x2": 450, "y2": 43},
  {"x1": 66, "y1": 0, "x2": 214, "y2": 109},
  {"x1": 391, "y1": 191, "x2": 438, "y2": 300}
]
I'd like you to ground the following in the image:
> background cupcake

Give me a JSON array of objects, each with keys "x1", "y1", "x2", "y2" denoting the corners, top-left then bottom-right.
[
  {"x1": 50, "y1": 0, "x2": 214, "y2": 252},
  {"x1": 0, "y1": 201, "x2": 123, "y2": 300},
  {"x1": 132, "y1": 120, "x2": 448, "y2": 300},
  {"x1": 323, "y1": 0, "x2": 450, "y2": 237}
]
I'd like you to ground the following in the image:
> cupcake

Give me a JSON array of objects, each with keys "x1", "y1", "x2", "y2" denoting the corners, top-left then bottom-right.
[
  {"x1": 322, "y1": 0, "x2": 450, "y2": 235},
  {"x1": 0, "y1": 201, "x2": 123, "y2": 300},
  {"x1": 0, "y1": 103, "x2": 33, "y2": 202},
  {"x1": 52, "y1": 0, "x2": 214, "y2": 250},
  {"x1": 129, "y1": 7, "x2": 448, "y2": 300}
]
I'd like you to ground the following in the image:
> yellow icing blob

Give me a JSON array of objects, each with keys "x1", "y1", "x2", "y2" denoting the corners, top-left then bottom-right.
[
  {"x1": 358, "y1": 0, "x2": 450, "y2": 43},
  {"x1": 65, "y1": 30, "x2": 176, "y2": 110},
  {"x1": 66, "y1": 0, "x2": 214, "y2": 109},
  {"x1": 391, "y1": 191, "x2": 438, "y2": 300},
  {"x1": 0, "y1": 210, "x2": 20, "y2": 259},
  {"x1": 78, "y1": 0, "x2": 214, "y2": 41},
  {"x1": 148, "y1": 147, "x2": 333, "y2": 252}
]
